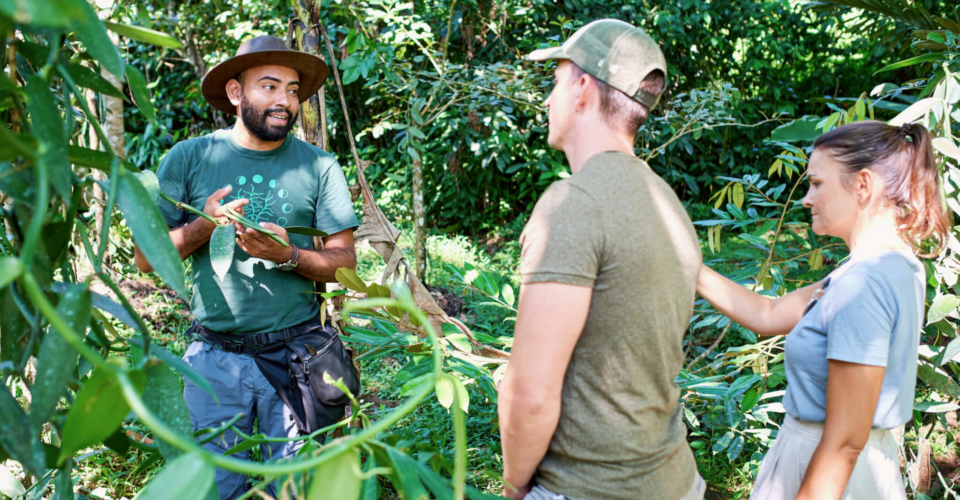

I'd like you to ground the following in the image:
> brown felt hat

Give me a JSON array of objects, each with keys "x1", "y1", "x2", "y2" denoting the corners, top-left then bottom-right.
[{"x1": 201, "y1": 35, "x2": 328, "y2": 116}]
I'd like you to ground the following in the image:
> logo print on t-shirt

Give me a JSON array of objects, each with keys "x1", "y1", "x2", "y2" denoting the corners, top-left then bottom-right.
[{"x1": 223, "y1": 175, "x2": 292, "y2": 227}]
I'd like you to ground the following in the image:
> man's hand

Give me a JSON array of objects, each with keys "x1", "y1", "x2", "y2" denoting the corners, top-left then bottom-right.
[
  {"x1": 204, "y1": 185, "x2": 248, "y2": 227},
  {"x1": 236, "y1": 222, "x2": 294, "y2": 263}
]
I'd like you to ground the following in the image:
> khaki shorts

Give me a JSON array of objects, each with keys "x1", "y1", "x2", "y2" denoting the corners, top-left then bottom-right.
[
  {"x1": 524, "y1": 473, "x2": 706, "y2": 500},
  {"x1": 750, "y1": 414, "x2": 907, "y2": 500}
]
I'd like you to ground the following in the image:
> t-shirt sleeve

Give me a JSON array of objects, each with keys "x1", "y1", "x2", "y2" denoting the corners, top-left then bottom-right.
[
  {"x1": 824, "y1": 270, "x2": 896, "y2": 367},
  {"x1": 314, "y1": 159, "x2": 360, "y2": 235},
  {"x1": 520, "y1": 182, "x2": 603, "y2": 287},
  {"x1": 156, "y1": 145, "x2": 188, "y2": 228}
]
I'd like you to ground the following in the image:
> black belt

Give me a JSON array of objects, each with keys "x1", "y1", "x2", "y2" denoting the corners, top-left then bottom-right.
[{"x1": 191, "y1": 316, "x2": 324, "y2": 356}]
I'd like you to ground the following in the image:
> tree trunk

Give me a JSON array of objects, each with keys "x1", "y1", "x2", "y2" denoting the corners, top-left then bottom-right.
[
  {"x1": 291, "y1": 0, "x2": 328, "y2": 150},
  {"x1": 86, "y1": 89, "x2": 105, "y2": 242},
  {"x1": 412, "y1": 152, "x2": 426, "y2": 280}
]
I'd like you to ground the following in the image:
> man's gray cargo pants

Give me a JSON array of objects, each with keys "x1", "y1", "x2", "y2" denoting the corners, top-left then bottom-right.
[{"x1": 182, "y1": 340, "x2": 304, "y2": 500}]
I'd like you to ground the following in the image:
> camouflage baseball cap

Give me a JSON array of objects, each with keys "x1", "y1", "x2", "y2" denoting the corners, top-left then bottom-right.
[{"x1": 528, "y1": 19, "x2": 667, "y2": 109}]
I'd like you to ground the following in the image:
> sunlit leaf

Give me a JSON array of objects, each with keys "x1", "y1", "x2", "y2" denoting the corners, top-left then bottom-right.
[
  {"x1": 71, "y1": 0, "x2": 125, "y2": 77},
  {"x1": 927, "y1": 294, "x2": 960, "y2": 325},
  {"x1": 104, "y1": 21, "x2": 183, "y2": 48},
  {"x1": 933, "y1": 137, "x2": 960, "y2": 161},
  {"x1": 0, "y1": 256, "x2": 22, "y2": 290},
  {"x1": 136, "y1": 452, "x2": 216, "y2": 500},
  {"x1": 770, "y1": 115, "x2": 822, "y2": 143},
  {"x1": 889, "y1": 98, "x2": 941, "y2": 127},
  {"x1": 874, "y1": 53, "x2": 945, "y2": 74},
  {"x1": 336, "y1": 267, "x2": 367, "y2": 293},
  {"x1": 306, "y1": 448, "x2": 362, "y2": 500},
  {"x1": 0, "y1": 463, "x2": 24, "y2": 498}
]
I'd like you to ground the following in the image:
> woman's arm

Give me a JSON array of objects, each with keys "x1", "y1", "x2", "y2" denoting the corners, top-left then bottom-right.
[
  {"x1": 795, "y1": 360, "x2": 885, "y2": 500},
  {"x1": 697, "y1": 265, "x2": 823, "y2": 336}
]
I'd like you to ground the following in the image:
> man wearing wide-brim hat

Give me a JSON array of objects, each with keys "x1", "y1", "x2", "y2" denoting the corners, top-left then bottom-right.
[{"x1": 134, "y1": 35, "x2": 359, "y2": 499}]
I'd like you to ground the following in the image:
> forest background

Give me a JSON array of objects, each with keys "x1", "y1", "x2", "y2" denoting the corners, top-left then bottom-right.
[{"x1": 2, "y1": 0, "x2": 960, "y2": 499}]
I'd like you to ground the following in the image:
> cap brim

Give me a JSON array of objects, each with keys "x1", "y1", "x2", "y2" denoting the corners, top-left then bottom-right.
[
  {"x1": 201, "y1": 50, "x2": 328, "y2": 116},
  {"x1": 527, "y1": 46, "x2": 569, "y2": 62}
]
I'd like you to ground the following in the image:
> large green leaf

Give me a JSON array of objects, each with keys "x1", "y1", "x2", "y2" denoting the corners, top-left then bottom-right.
[
  {"x1": 29, "y1": 282, "x2": 87, "y2": 431},
  {"x1": 58, "y1": 368, "x2": 146, "y2": 463},
  {"x1": 385, "y1": 446, "x2": 428, "y2": 500},
  {"x1": 0, "y1": 384, "x2": 45, "y2": 476},
  {"x1": 926, "y1": 294, "x2": 960, "y2": 325},
  {"x1": 0, "y1": 256, "x2": 22, "y2": 290},
  {"x1": 125, "y1": 64, "x2": 156, "y2": 123},
  {"x1": 0, "y1": 286, "x2": 29, "y2": 365},
  {"x1": 116, "y1": 169, "x2": 187, "y2": 298},
  {"x1": 71, "y1": 0, "x2": 124, "y2": 78},
  {"x1": 210, "y1": 224, "x2": 235, "y2": 282},
  {"x1": 874, "y1": 53, "x2": 945, "y2": 74},
  {"x1": 67, "y1": 63, "x2": 124, "y2": 99},
  {"x1": 918, "y1": 363, "x2": 960, "y2": 399},
  {"x1": 770, "y1": 115, "x2": 822, "y2": 143},
  {"x1": 134, "y1": 169, "x2": 161, "y2": 205},
  {"x1": 143, "y1": 363, "x2": 192, "y2": 461},
  {"x1": 135, "y1": 452, "x2": 216, "y2": 500},
  {"x1": 25, "y1": 74, "x2": 71, "y2": 199},
  {"x1": 889, "y1": 97, "x2": 941, "y2": 127},
  {"x1": 55, "y1": 459, "x2": 74, "y2": 500},
  {"x1": 104, "y1": 22, "x2": 184, "y2": 49},
  {"x1": 0, "y1": 0, "x2": 84, "y2": 28},
  {"x1": 335, "y1": 268, "x2": 367, "y2": 294}
]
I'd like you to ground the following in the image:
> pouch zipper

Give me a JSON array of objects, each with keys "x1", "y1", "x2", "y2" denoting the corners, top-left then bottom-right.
[{"x1": 301, "y1": 334, "x2": 340, "y2": 375}]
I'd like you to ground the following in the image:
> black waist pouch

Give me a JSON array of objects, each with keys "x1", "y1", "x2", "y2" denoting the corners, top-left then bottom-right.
[
  {"x1": 285, "y1": 325, "x2": 361, "y2": 433},
  {"x1": 242, "y1": 323, "x2": 361, "y2": 435}
]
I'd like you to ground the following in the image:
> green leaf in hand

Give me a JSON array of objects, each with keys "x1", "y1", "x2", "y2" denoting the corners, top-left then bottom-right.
[{"x1": 210, "y1": 224, "x2": 235, "y2": 282}]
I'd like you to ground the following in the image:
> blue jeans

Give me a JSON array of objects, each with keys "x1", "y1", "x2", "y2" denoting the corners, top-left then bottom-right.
[{"x1": 182, "y1": 341, "x2": 304, "y2": 500}]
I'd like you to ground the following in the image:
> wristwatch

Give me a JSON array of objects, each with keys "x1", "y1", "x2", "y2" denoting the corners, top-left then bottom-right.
[{"x1": 277, "y1": 245, "x2": 300, "y2": 271}]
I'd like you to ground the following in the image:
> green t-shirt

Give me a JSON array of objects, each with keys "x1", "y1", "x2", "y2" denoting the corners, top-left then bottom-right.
[
  {"x1": 520, "y1": 152, "x2": 702, "y2": 500},
  {"x1": 156, "y1": 129, "x2": 359, "y2": 335}
]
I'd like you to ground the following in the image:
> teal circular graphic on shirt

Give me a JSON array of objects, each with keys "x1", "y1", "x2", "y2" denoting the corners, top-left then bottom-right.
[
  {"x1": 253, "y1": 175, "x2": 263, "y2": 184},
  {"x1": 282, "y1": 203, "x2": 293, "y2": 214},
  {"x1": 277, "y1": 217, "x2": 288, "y2": 227},
  {"x1": 269, "y1": 179, "x2": 279, "y2": 188},
  {"x1": 236, "y1": 176, "x2": 247, "y2": 185},
  {"x1": 278, "y1": 189, "x2": 289, "y2": 199}
]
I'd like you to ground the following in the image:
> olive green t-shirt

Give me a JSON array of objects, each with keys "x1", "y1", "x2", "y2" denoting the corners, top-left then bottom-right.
[
  {"x1": 156, "y1": 129, "x2": 359, "y2": 335},
  {"x1": 520, "y1": 152, "x2": 701, "y2": 500}
]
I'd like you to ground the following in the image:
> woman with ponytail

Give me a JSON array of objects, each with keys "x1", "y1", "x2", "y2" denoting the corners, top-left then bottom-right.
[{"x1": 697, "y1": 121, "x2": 951, "y2": 500}]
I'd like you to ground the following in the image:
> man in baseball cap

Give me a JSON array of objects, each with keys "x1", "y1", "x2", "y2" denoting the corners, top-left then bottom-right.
[
  {"x1": 498, "y1": 20, "x2": 706, "y2": 500},
  {"x1": 134, "y1": 35, "x2": 359, "y2": 499}
]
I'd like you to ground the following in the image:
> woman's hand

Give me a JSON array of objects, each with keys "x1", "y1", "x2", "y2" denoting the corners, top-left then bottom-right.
[{"x1": 795, "y1": 360, "x2": 885, "y2": 500}]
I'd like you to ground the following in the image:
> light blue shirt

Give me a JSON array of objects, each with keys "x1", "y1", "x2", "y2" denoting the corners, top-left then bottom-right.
[{"x1": 782, "y1": 248, "x2": 924, "y2": 429}]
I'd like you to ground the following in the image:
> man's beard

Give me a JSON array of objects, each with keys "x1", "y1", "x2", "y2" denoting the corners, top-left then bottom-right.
[{"x1": 240, "y1": 94, "x2": 297, "y2": 142}]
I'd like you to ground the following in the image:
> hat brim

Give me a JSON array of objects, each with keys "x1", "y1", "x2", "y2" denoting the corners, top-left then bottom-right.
[
  {"x1": 201, "y1": 50, "x2": 328, "y2": 116},
  {"x1": 527, "y1": 46, "x2": 569, "y2": 62}
]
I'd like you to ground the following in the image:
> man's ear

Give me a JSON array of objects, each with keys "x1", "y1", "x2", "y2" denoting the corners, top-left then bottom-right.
[{"x1": 226, "y1": 79, "x2": 242, "y2": 107}]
